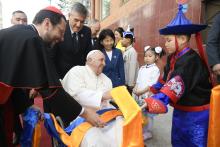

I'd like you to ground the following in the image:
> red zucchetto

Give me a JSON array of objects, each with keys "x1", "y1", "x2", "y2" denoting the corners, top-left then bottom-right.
[{"x1": 43, "y1": 6, "x2": 63, "y2": 15}]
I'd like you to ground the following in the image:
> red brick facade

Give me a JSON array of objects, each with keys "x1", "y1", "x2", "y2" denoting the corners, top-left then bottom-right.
[{"x1": 90, "y1": 0, "x2": 204, "y2": 65}]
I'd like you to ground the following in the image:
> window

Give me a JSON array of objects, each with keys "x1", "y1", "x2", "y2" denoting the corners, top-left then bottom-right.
[
  {"x1": 122, "y1": 0, "x2": 130, "y2": 4},
  {"x1": 122, "y1": 0, "x2": 129, "y2": 3},
  {"x1": 101, "y1": 0, "x2": 110, "y2": 20},
  {"x1": 120, "y1": 0, "x2": 130, "y2": 7}
]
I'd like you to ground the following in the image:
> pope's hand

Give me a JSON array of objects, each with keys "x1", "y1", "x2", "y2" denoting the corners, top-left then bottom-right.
[
  {"x1": 102, "y1": 91, "x2": 112, "y2": 100},
  {"x1": 81, "y1": 108, "x2": 106, "y2": 128}
]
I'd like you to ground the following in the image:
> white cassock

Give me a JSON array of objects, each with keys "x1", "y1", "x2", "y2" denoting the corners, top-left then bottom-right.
[{"x1": 62, "y1": 65, "x2": 123, "y2": 147}]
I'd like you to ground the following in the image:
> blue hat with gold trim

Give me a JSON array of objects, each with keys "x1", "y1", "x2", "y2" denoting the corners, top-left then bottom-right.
[{"x1": 159, "y1": 4, "x2": 207, "y2": 35}]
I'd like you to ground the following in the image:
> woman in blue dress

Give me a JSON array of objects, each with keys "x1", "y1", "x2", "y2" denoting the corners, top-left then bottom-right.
[{"x1": 98, "y1": 29, "x2": 125, "y2": 87}]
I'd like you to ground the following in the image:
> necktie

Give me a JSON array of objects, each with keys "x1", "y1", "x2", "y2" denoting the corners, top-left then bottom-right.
[
  {"x1": 72, "y1": 33, "x2": 79, "y2": 52},
  {"x1": 91, "y1": 38, "x2": 94, "y2": 46}
]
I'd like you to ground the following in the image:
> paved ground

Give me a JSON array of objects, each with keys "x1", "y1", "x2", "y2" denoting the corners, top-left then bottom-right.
[{"x1": 145, "y1": 106, "x2": 173, "y2": 147}]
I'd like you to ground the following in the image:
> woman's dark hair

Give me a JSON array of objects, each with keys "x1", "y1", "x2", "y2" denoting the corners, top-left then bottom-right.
[
  {"x1": 114, "y1": 27, "x2": 124, "y2": 37},
  {"x1": 33, "y1": 10, "x2": 66, "y2": 26},
  {"x1": 145, "y1": 47, "x2": 166, "y2": 58},
  {"x1": 98, "y1": 29, "x2": 115, "y2": 49}
]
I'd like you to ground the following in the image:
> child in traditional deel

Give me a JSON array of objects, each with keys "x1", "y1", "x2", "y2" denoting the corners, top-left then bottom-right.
[{"x1": 143, "y1": 4, "x2": 212, "y2": 147}]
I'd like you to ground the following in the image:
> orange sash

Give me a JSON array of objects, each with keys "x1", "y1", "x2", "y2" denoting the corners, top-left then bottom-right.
[
  {"x1": 48, "y1": 110, "x2": 122, "y2": 147},
  {"x1": 111, "y1": 86, "x2": 144, "y2": 147},
  {"x1": 207, "y1": 85, "x2": 220, "y2": 147}
]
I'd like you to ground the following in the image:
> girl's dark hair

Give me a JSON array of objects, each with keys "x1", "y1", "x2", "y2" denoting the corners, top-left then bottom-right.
[
  {"x1": 145, "y1": 47, "x2": 166, "y2": 58},
  {"x1": 33, "y1": 10, "x2": 66, "y2": 26},
  {"x1": 98, "y1": 29, "x2": 115, "y2": 49},
  {"x1": 114, "y1": 27, "x2": 124, "y2": 38}
]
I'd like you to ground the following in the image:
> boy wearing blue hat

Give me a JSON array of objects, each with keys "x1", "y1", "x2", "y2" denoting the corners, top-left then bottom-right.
[
  {"x1": 122, "y1": 31, "x2": 139, "y2": 94},
  {"x1": 143, "y1": 5, "x2": 212, "y2": 146}
]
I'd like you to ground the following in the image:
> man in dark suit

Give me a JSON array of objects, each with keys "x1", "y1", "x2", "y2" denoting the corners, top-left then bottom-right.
[
  {"x1": 207, "y1": 12, "x2": 220, "y2": 83},
  {"x1": 88, "y1": 19, "x2": 101, "y2": 50},
  {"x1": 52, "y1": 2, "x2": 92, "y2": 79}
]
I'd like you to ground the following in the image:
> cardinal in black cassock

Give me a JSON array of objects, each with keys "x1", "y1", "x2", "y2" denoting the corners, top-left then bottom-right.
[{"x1": 0, "y1": 6, "x2": 83, "y2": 147}]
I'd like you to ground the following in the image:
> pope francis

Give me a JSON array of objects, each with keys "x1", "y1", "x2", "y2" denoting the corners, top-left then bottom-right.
[{"x1": 62, "y1": 50, "x2": 123, "y2": 147}]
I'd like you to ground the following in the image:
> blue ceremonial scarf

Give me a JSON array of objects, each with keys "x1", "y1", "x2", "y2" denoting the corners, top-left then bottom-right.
[
  {"x1": 20, "y1": 107, "x2": 41, "y2": 147},
  {"x1": 44, "y1": 113, "x2": 65, "y2": 146},
  {"x1": 20, "y1": 107, "x2": 116, "y2": 147},
  {"x1": 65, "y1": 108, "x2": 115, "y2": 134}
]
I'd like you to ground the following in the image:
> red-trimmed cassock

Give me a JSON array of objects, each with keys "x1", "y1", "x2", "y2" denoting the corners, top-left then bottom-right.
[{"x1": 0, "y1": 24, "x2": 82, "y2": 147}]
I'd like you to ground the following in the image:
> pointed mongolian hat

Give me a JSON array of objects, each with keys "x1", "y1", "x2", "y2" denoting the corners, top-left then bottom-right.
[{"x1": 159, "y1": 4, "x2": 207, "y2": 35}]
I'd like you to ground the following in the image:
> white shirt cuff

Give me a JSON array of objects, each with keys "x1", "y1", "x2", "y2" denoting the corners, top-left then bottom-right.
[{"x1": 79, "y1": 107, "x2": 85, "y2": 116}]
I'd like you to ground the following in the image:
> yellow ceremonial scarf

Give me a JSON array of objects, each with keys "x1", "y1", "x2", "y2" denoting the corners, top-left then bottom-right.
[
  {"x1": 33, "y1": 122, "x2": 41, "y2": 147},
  {"x1": 111, "y1": 86, "x2": 144, "y2": 147}
]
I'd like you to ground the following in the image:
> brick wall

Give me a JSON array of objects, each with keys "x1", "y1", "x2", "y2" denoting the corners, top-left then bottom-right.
[{"x1": 93, "y1": 0, "x2": 204, "y2": 66}]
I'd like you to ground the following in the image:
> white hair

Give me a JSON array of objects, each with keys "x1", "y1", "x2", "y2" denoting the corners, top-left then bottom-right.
[{"x1": 86, "y1": 50, "x2": 100, "y2": 60}]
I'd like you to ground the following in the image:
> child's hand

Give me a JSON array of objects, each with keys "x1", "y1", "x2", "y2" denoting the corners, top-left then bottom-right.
[
  {"x1": 134, "y1": 87, "x2": 149, "y2": 96},
  {"x1": 133, "y1": 87, "x2": 140, "y2": 96},
  {"x1": 132, "y1": 86, "x2": 137, "y2": 93},
  {"x1": 143, "y1": 86, "x2": 149, "y2": 93},
  {"x1": 148, "y1": 91, "x2": 153, "y2": 97},
  {"x1": 140, "y1": 102, "x2": 147, "y2": 110}
]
